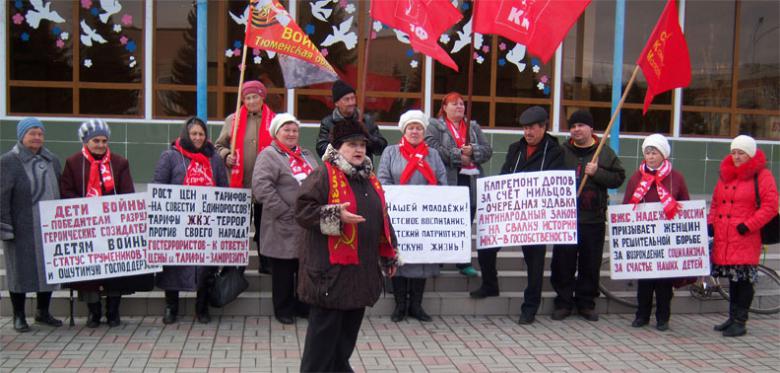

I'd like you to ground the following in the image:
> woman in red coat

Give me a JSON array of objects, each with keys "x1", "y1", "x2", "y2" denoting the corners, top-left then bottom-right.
[{"x1": 708, "y1": 135, "x2": 778, "y2": 337}]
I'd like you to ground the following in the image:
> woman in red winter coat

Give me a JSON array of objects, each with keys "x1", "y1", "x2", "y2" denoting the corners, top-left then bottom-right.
[
  {"x1": 708, "y1": 135, "x2": 778, "y2": 337},
  {"x1": 623, "y1": 134, "x2": 689, "y2": 332}
]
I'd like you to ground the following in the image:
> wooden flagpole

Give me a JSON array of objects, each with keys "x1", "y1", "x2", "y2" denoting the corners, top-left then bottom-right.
[
  {"x1": 577, "y1": 65, "x2": 640, "y2": 197},
  {"x1": 229, "y1": 1, "x2": 254, "y2": 156},
  {"x1": 358, "y1": 14, "x2": 373, "y2": 124}
]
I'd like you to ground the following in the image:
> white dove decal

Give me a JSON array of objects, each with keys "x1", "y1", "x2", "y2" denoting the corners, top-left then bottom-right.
[
  {"x1": 310, "y1": 0, "x2": 333, "y2": 22},
  {"x1": 506, "y1": 43, "x2": 527, "y2": 73},
  {"x1": 80, "y1": 20, "x2": 108, "y2": 47},
  {"x1": 99, "y1": 0, "x2": 122, "y2": 24},
  {"x1": 451, "y1": 17, "x2": 484, "y2": 54},
  {"x1": 229, "y1": 5, "x2": 249, "y2": 26},
  {"x1": 393, "y1": 29, "x2": 410, "y2": 45},
  {"x1": 321, "y1": 16, "x2": 357, "y2": 50},
  {"x1": 25, "y1": 0, "x2": 65, "y2": 29}
]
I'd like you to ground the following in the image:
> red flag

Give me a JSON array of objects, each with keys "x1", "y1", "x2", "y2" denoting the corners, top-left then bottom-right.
[
  {"x1": 636, "y1": 0, "x2": 691, "y2": 114},
  {"x1": 371, "y1": 0, "x2": 463, "y2": 71},
  {"x1": 472, "y1": 0, "x2": 590, "y2": 64}
]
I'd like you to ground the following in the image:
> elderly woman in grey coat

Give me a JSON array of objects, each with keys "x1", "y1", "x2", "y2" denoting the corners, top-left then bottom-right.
[
  {"x1": 378, "y1": 110, "x2": 447, "y2": 323},
  {"x1": 252, "y1": 113, "x2": 318, "y2": 325},
  {"x1": 154, "y1": 117, "x2": 229, "y2": 324},
  {"x1": 1, "y1": 118, "x2": 63, "y2": 332}
]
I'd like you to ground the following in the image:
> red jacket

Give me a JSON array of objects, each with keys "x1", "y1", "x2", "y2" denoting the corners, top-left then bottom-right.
[{"x1": 708, "y1": 149, "x2": 778, "y2": 266}]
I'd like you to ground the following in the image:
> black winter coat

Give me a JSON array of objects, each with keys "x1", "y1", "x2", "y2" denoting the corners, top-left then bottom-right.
[
  {"x1": 316, "y1": 110, "x2": 388, "y2": 160},
  {"x1": 561, "y1": 139, "x2": 626, "y2": 224},
  {"x1": 500, "y1": 133, "x2": 566, "y2": 175}
]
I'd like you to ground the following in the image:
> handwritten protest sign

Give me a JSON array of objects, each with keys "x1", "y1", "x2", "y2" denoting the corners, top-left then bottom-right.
[
  {"x1": 607, "y1": 200, "x2": 710, "y2": 280},
  {"x1": 384, "y1": 185, "x2": 471, "y2": 264},
  {"x1": 146, "y1": 184, "x2": 251, "y2": 266},
  {"x1": 39, "y1": 193, "x2": 159, "y2": 284},
  {"x1": 476, "y1": 171, "x2": 578, "y2": 249}
]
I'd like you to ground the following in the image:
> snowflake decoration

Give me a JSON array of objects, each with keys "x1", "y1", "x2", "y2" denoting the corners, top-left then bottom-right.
[
  {"x1": 481, "y1": 45, "x2": 490, "y2": 53},
  {"x1": 52, "y1": 26, "x2": 61, "y2": 35},
  {"x1": 121, "y1": 14, "x2": 133, "y2": 26},
  {"x1": 56, "y1": 39, "x2": 65, "y2": 49},
  {"x1": 476, "y1": 55, "x2": 485, "y2": 64},
  {"x1": 304, "y1": 24, "x2": 315, "y2": 35},
  {"x1": 119, "y1": 36, "x2": 128, "y2": 45},
  {"x1": 536, "y1": 82, "x2": 545, "y2": 91},
  {"x1": 531, "y1": 58, "x2": 541, "y2": 66},
  {"x1": 498, "y1": 58, "x2": 506, "y2": 67},
  {"x1": 473, "y1": 52, "x2": 479, "y2": 59},
  {"x1": 60, "y1": 32, "x2": 69, "y2": 40},
  {"x1": 540, "y1": 75, "x2": 549, "y2": 84},
  {"x1": 461, "y1": 2, "x2": 470, "y2": 10},
  {"x1": 410, "y1": 60, "x2": 419, "y2": 69},
  {"x1": 84, "y1": 59, "x2": 93, "y2": 68},
  {"x1": 499, "y1": 42, "x2": 507, "y2": 51},
  {"x1": 15, "y1": 0, "x2": 23, "y2": 10},
  {"x1": 543, "y1": 86, "x2": 550, "y2": 95},
  {"x1": 320, "y1": 48, "x2": 329, "y2": 57},
  {"x1": 345, "y1": 4, "x2": 356, "y2": 14},
  {"x1": 20, "y1": 32, "x2": 29, "y2": 42},
  {"x1": 370, "y1": 31, "x2": 377, "y2": 40},
  {"x1": 113, "y1": 24, "x2": 122, "y2": 33},
  {"x1": 129, "y1": 56, "x2": 137, "y2": 68},
  {"x1": 532, "y1": 65, "x2": 540, "y2": 73},
  {"x1": 253, "y1": 48, "x2": 261, "y2": 56},
  {"x1": 90, "y1": 7, "x2": 99, "y2": 16},
  {"x1": 439, "y1": 34, "x2": 450, "y2": 44},
  {"x1": 233, "y1": 48, "x2": 241, "y2": 56},
  {"x1": 373, "y1": 21, "x2": 383, "y2": 33},
  {"x1": 80, "y1": 0, "x2": 92, "y2": 9},
  {"x1": 406, "y1": 49, "x2": 415, "y2": 58},
  {"x1": 126, "y1": 40, "x2": 137, "y2": 53},
  {"x1": 253, "y1": 56, "x2": 263, "y2": 65},
  {"x1": 12, "y1": 13, "x2": 24, "y2": 25},
  {"x1": 233, "y1": 40, "x2": 242, "y2": 49},
  {"x1": 225, "y1": 49, "x2": 234, "y2": 58},
  {"x1": 339, "y1": 0, "x2": 348, "y2": 8}
]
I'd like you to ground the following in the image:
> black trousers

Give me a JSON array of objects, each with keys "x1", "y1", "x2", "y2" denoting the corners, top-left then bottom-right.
[
  {"x1": 476, "y1": 247, "x2": 501, "y2": 292},
  {"x1": 521, "y1": 245, "x2": 546, "y2": 317},
  {"x1": 300, "y1": 306, "x2": 365, "y2": 373},
  {"x1": 551, "y1": 223, "x2": 605, "y2": 311},
  {"x1": 636, "y1": 278, "x2": 674, "y2": 323},
  {"x1": 456, "y1": 173, "x2": 476, "y2": 270},
  {"x1": 269, "y1": 257, "x2": 307, "y2": 318},
  {"x1": 9, "y1": 291, "x2": 53, "y2": 316},
  {"x1": 253, "y1": 203, "x2": 271, "y2": 272}
]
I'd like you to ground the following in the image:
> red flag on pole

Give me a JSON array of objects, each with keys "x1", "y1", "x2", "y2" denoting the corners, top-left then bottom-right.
[
  {"x1": 370, "y1": 0, "x2": 463, "y2": 71},
  {"x1": 636, "y1": 0, "x2": 691, "y2": 114},
  {"x1": 472, "y1": 0, "x2": 591, "y2": 64}
]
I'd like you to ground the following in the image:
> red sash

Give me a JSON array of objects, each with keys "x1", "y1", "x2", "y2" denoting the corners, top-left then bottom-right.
[
  {"x1": 175, "y1": 139, "x2": 215, "y2": 186},
  {"x1": 82, "y1": 145, "x2": 114, "y2": 197},
  {"x1": 229, "y1": 104, "x2": 275, "y2": 187},
  {"x1": 399, "y1": 138, "x2": 437, "y2": 185}
]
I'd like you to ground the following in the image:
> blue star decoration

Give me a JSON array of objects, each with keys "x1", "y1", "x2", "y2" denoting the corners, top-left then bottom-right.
[
  {"x1": 543, "y1": 86, "x2": 550, "y2": 95},
  {"x1": 461, "y1": 2, "x2": 470, "y2": 11},
  {"x1": 304, "y1": 24, "x2": 315, "y2": 35},
  {"x1": 21, "y1": 32, "x2": 30, "y2": 42},
  {"x1": 233, "y1": 40, "x2": 242, "y2": 49},
  {"x1": 90, "y1": 7, "x2": 99, "y2": 16},
  {"x1": 406, "y1": 49, "x2": 415, "y2": 58},
  {"x1": 125, "y1": 40, "x2": 136, "y2": 53},
  {"x1": 498, "y1": 58, "x2": 506, "y2": 67},
  {"x1": 531, "y1": 58, "x2": 541, "y2": 68},
  {"x1": 15, "y1": 0, "x2": 23, "y2": 10},
  {"x1": 52, "y1": 26, "x2": 62, "y2": 36}
]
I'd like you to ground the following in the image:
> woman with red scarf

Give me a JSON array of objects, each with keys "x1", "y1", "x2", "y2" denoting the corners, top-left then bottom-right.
[
  {"x1": 709, "y1": 135, "x2": 778, "y2": 337},
  {"x1": 622, "y1": 134, "x2": 690, "y2": 332},
  {"x1": 252, "y1": 113, "x2": 318, "y2": 325},
  {"x1": 425, "y1": 92, "x2": 492, "y2": 277},
  {"x1": 60, "y1": 119, "x2": 140, "y2": 328},
  {"x1": 154, "y1": 117, "x2": 229, "y2": 324},
  {"x1": 296, "y1": 117, "x2": 398, "y2": 372},
  {"x1": 377, "y1": 110, "x2": 447, "y2": 323}
]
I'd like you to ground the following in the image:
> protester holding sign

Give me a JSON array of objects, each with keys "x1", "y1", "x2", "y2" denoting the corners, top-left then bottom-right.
[
  {"x1": 1, "y1": 118, "x2": 63, "y2": 332},
  {"x1": 378, "y1": 110, "x2": 447, "y2": 323},
  {"x1": 551, "y1": 110, "x2": 625, "y2": 322},
  {"x1": 296, "y1": 118, "x2": 398, "y2": 372},
  {"x1": 154, "y1": 117, "x2": 229, "y2": 324},
  {"x1": 623, "y1": 134, "x2": 690, "y2": 331},
  {"x1": 426, "y1": 92, "x2": 493, "y2": 277},
  {"x1": 252, "y1": 113, "x2": 317, "y2": 325},
  {"x1": 60, "y1": 119, "x2": 145, "y2": 328},
  {"x1": 709, "y1": 135, "x2": 778, "y2": 337},
  {"x1": 215, "y1": 80, "x2": 276, "y2": 274}
]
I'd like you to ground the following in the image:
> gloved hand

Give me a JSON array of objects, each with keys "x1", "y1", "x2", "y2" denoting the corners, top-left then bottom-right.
[
  {"x1": 707, "y1": 224, "x2": 714, "y2": 238},
  {"x1": 736, "y1": 223, "x2": 749, "y2": 235}
]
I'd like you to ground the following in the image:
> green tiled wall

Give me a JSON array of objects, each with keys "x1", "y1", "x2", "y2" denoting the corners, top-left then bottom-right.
[{"x1": 1, "y1": 119, "x2": 778, "y2": 196}]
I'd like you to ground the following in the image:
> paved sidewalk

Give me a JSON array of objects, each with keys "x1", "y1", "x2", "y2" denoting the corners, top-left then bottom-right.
[{"x1": 1, "y1": 313, "x2": 778, "y2": 372}]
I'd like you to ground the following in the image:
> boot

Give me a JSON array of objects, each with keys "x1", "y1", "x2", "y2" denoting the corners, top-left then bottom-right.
[
  {"x1": 470, "y1": 249, "x2": 499, "y2": 299},
  {"x1": 86, "y1": 302, "x2": 101, "y2": 328},
  {"x1": 34, "y1": 292, "x2": 62, "y2": 327},
  {"x1": 14, "y1": 315, "x2": 30, "y2": 333},
  {"x1": 724, "y1": 280, "x2": 753, "y2": 337},
  {"x1": 391, "y1": 277, "x2": 408, "y2": 322},
  {"x1": 195, "y1": 290, "x2": 211, "y2": 324},
  {"x1": 163, "y1": 291, "x2": 179, "y2": 325},
  {"x1": 10, "y1": 292, "x2": 30, "y2": 332},
  {"x1": 714, "y1": 282, "x2": 737, "y2": 331},
  {"x1": 407, "y1": 279, "x2": 432, "y2": 322},
  {"x1": 105, "y1": 296, "x2": 121, "y2": 327}
]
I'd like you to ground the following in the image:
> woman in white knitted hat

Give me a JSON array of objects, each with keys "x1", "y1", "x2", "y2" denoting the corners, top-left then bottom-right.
[
  {"x1": 708, "y1": 135, "x2": 778, "y2": 337},
  {"x1": 377, "y1": 110, "x2": 447, "y2": 323},
  {"x1": 622, "y1": 134, "x2": 690, "y2": 332},
  {"x1": 252, "y1": 113, "x2": 318, "y2": 325}
]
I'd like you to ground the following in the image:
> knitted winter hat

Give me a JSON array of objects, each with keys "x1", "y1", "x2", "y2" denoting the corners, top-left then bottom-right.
[
  {"x1": 269, "y1": 113, "x2": 300, "y2": 138},
  {"x1": 330, "y1": 118, "x2": 369, "y2": 149},
  {"x1": 16, "y1": 117, "x2": 45, "y2": 141},
  {"x1": 332, "y1": 80, "x2": 356, "y2": 103},
  {"x1": 642, "y1": 133, "x2": 671, "y2": 159},
  {"x1": 568, "y1": 110, "x2": 594, "y2": 128},
  {"x1": 730, "y1": 135, "x2": 757, "y2": 158},
  {"x1": 78, "y1": 119, "x2": 111, "y2": 143},
  {"x1": 398, "y1": 110, "x2": 428, "y2": 133},
  {"x1": 241, "y1": 80, "x2": 267, "y2": 99}
]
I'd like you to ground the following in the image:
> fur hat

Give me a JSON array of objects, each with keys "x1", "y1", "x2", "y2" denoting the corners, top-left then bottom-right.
[
  {"x1": 568, "y1": 110, "x2": 594, "y2": 128},
  {"x1": 78, "y1": 119, "x2": 111, "y2": 143},
  {"x1": 330, "y1": 118, "x2": 369, "y2": 149},
  {"x1": 16, "y1": 117, "x2": 45, "y2": 141},
  {"x1": 269, "y1": 113, "x2": 300, "y2": 138},
  {"x1": 398, "y1": 110, "x2": 428, "y2": 133},
  {"x1": 241, "y1": 80, "x2": 267, "y2": 99},
  {"x1": 642, "y1": 133, "x2": 671, "y2": 159},
  {"x1": 518, "y1": 106, "x2": 548, "y2": 126},
  {"x1": 332, "y1": 80, "x2": 356, "y2": 103},
  {"x1": 730, "y1": 135, "x2": 757, "y2": 158}
]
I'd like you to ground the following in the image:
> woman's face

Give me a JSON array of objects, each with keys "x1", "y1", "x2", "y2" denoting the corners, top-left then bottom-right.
[
  {"x1": 188, "y1": 125, "x2": 206, "y2": 150},
  {"x1": 338, "y1": 139, "x2": 367, "y2": 166},
  {"x1": 243, "y1": 93, "x2": 264, "y2": 113},
  {"x1": 86, "y1": 136, "x2": 109, "y2": 155},
  {"x1": 443, "y1": 98, "x2": 465, "y2": 121},
  {"x1": 276, "y1": 122, "x2": 299, "y2": 148},
  {"x1": 21, "y1": 128, "x2": 45, "y2": 153},
  {"x1": 643, "y1": 146, "x2": 664, "y2": 169},
  {"x1": 403, "y1": 123, "x2": 425, "y2": 146},
  {"x1": 731, "y1": 149, "x2": 750, "y2": 168}
]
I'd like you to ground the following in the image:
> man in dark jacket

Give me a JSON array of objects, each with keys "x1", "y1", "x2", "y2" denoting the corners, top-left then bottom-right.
[
  {"x1": 471, "y1": 106, "x2": 565, "y2": 326},
  {"x1": 316, "y1": 80, "x2": 387, "y2": 160},
  {"x1": 550, "y1": 110, "x2": 625, "y2": 322}
]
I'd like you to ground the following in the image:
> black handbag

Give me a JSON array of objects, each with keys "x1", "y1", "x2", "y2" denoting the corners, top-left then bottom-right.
[
  {"x1": 754, "y1": 175, "x2": 780, "y2": 245},
  {"x1": 208, "y1": 267, "x2": 249, "y2": 308}
]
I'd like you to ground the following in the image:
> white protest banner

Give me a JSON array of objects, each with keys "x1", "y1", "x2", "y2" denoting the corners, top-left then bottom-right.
[
  {"x1": 383, "y1": 185, "x2": 471, "y2": 264},
  {"x1": 39, "y1": 193, "x2": 159, "y2": 284},
  {"x1": 146, "y1": 184, "x2": 251, "y2": 266},
  {"x1": 476, "y1": 170, "x2": 578, "y2": 249},
  {"x1": 607, "y1": 200, "x2": 710, "y2": 280}
]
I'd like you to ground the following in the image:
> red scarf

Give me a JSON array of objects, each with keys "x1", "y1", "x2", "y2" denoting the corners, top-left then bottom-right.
[
  {"x1": 175, "y1": 139, "x2": 215, "y2": 186},
  {"x1": 399, "y1": 137, "x2": 437, "y2": 185},
  {"x1": 629, "y1": 160, "x2": 681, "y2": 219},
  {"x1": 82, "y1": 145, "x2": 114, "y2": 197},
  {"x1": 325, "y1": 162, "x2": 395, "y2": 265},
  {"x1": 274, "y1": 139, "x2": 313, "y2": 181},
  {"x1": 229, "y1": 104, "x2": 275, "y2": 187},
  {"x1": 445, "y1": 117, "x2": 477, "y2": 172}
]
